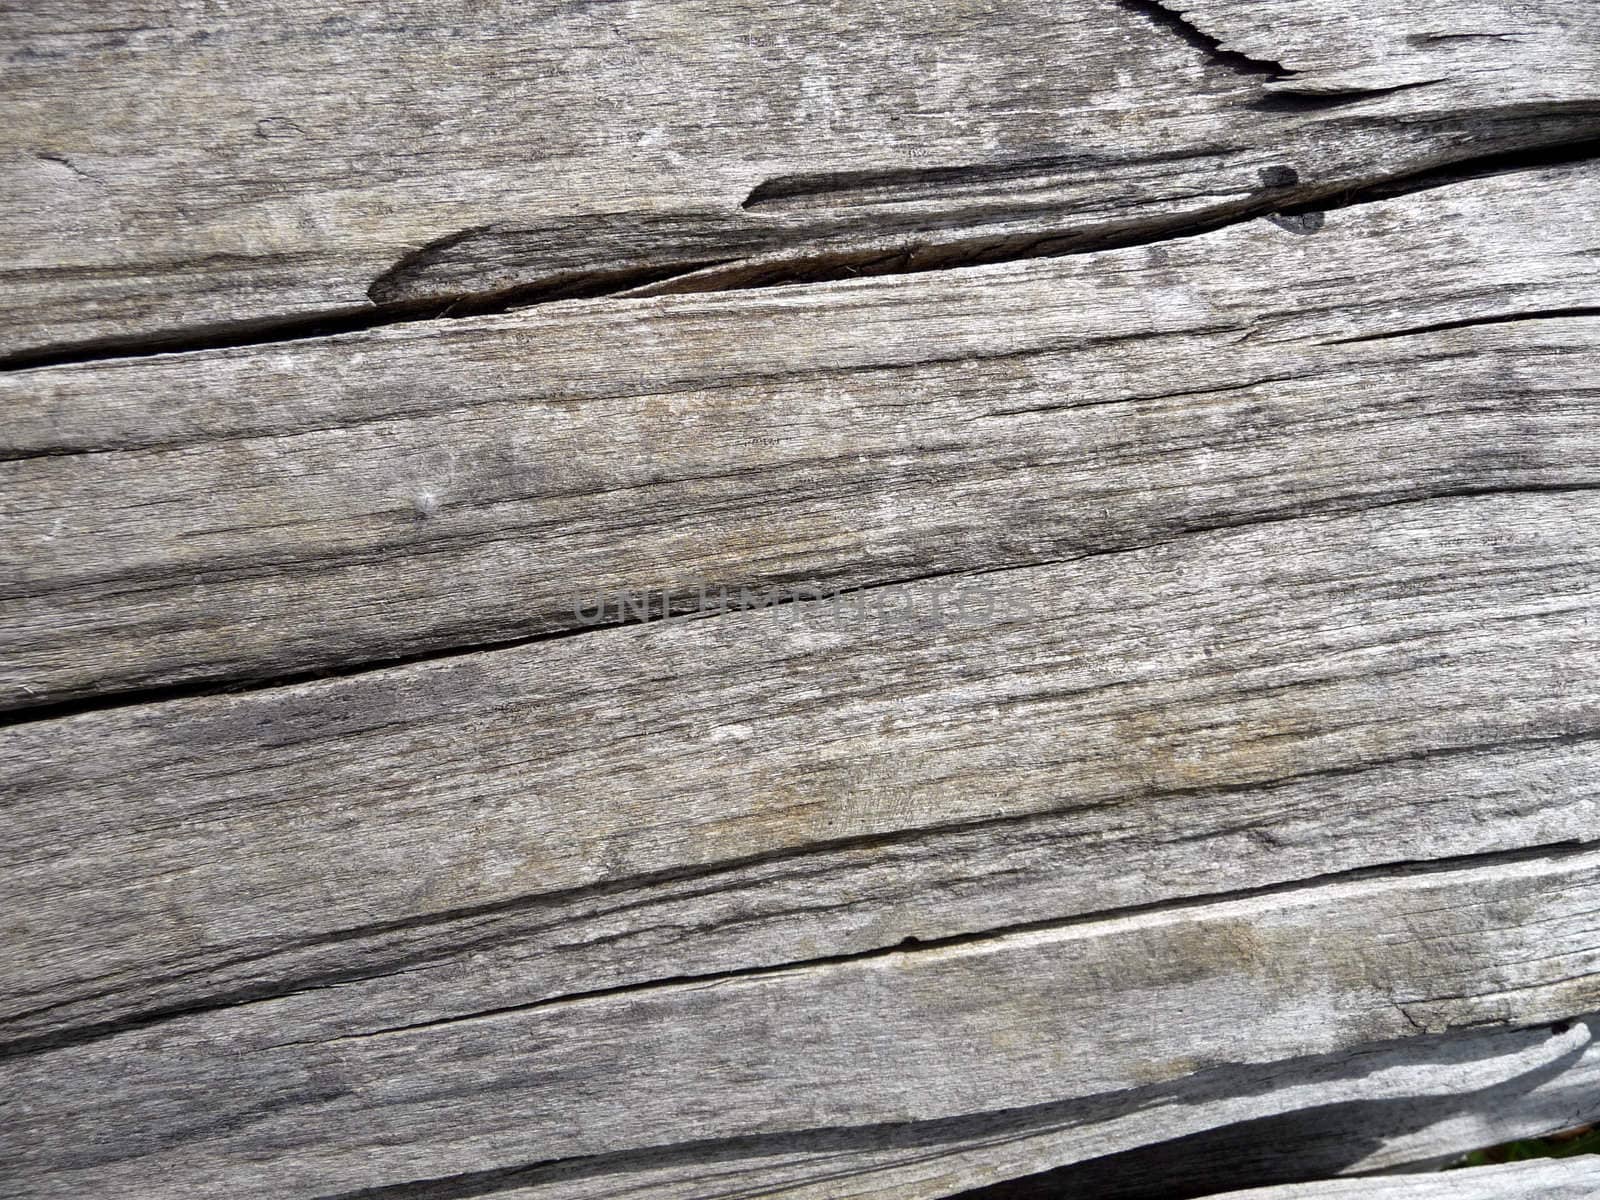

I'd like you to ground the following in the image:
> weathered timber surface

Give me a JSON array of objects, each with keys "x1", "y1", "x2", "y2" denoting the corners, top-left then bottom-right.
[
  {"x1": 4, "y1": 2, "x2": 1600, "y2": 1198},
  {"x1": 5, "y1": 488, "x2": 1599, "y2": 1042},
  {"x1": 2, "y1": 484, "x2": 1598, "y2": 1194},
  {"x1": 2, "y1": 853, "x2": 1598, "y2": 1197},
  {"x1": 1199, "y1": 1158, "x2": 1597, "y2": 1198},
  {"x1": 1, "y1": 0, "x2": 1598, "y2": 358},
  {"x1": 3, "y1": 159, "x2": 1597, "y2": 711},
  {"x1": 957, "y1": 1020, "x2": 1600, "y2": 1197}
]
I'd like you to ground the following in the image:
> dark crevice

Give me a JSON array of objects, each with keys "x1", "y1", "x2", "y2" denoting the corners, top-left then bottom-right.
[
  {"x1": 606, "y1": 129, "x2": 1600, "y2": 298},
  {"x1": 0, "y1": 303, "x2": 405, "y2": 373},
  {"x1": 1272, "y1": 131, "x2": 1600, "y2": 211},
  {"x1": 1252, "y1": 78, "x2": 1443, "y2": 112},
  {"x1": 0, "y1": 258, "x2": 729, "y2": 374},
  {"x1": 1409, "y1": 32, "x2": 1525, "y2": 45},
  {"x1": 367, "y1": 255, "x2": 733, "y2": 311},
  {"x1": 0, "y1": 542, "x2": 1071, "y2": 725},
  {"x1": 973, "y1": 373, "x2": 1302, "y2": 421},
  {"x1": 2, "y1": 132, "x2": 1596, "y2": 376},
  {"x1": 739, "y1": 144, "x2": 1231, "y2": 209},
  {"x1": 1325, "y1": 306, "x2": 1600, "y2": 345},
  {"x1": 429, "y1": 125, "x2": 1600, "y2": 300},
  {"x1": 950, "y1": 1045, "x2": 1592, "y2": 1199},
  {"x1": 0, "y1": 603, "x2": 649, "y2": 731},
  {"x1": 1112, "y1": 0, "x2": 1294, "y2": 80},
  {"x1": 302, "y1": 1015, "x2": 1593, "y2": 1200}
]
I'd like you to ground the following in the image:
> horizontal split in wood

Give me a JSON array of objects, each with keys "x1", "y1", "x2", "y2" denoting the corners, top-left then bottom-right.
[
  {"x1": 7, "y1": 815, "x2": 1591, "y2": 1061},
  {"x1": 5, "y1": 841, "x2": 1597, "y2": 1197},
  {"x1": 1192, "y1": 1159, "x2": 1598, "y2": 1199},
  {"x1": 3, "y1": 159, "x2": 1597, "y2": 714},
  {"x1": 307, "y1": 1017, "x2": 1599, "y2": 1200},
  {"x1": 5, "y1": 490, "x2": 1598, "y2": 1055},
  {"x1": 4, "y1": 0, "x2": 1598, "y2": 357},
  {"x1": 1324, "y1": 305, "x2": 1600, "y2": 345},
  {"x1": 620, "y1": 122, "x2": 1600, "y2": 296},
  {"x1": 4, "y1": 127, "x2": 1597, "y2": 375}
]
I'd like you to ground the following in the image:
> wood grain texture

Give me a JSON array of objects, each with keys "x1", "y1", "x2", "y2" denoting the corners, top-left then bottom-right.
[
  {"x1": 3, "y1": 850, "x2": 1598, "y2": 1198},
  {"x1": 351, "y1": 1018, "x2": 1600, "y2": 1200},
  {"x1": 6, "y1": 487, "x2": 1599, "y2": 1043},
  {"x1": 957, "y1": 1018, "x2": 1600, "y2": 1197},
  {"x1": 5, "y1": 4, "x2": 1600, "y2": 1196},
  {"x1": 1200, "y1": 1157, "x2": 1597, "y2": 1198},
  {"x1": 3, "y1": 159, "x2": 1597, "y2": 711},
  {"x1": 3, "y1": 485, "x2": 1599, "y2": 1193},
  {"x1": 1, "y1": 0, "x2": 1597, "y2": 357}
]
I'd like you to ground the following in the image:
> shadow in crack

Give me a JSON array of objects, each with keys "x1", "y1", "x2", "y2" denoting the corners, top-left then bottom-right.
[{"x1": 952, "y1": 1025, "x2": 1592, "y2": 1199}]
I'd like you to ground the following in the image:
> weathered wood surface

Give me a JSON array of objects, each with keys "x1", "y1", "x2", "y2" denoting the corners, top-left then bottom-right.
[
  {"x1": 959, "y1": 1019, "x2": 1600, "y2": 1197},
  {"x1": 4, "y1": 1, "x2": 1600, "y2": 1198},
  {"x1": 6, "y1": 488, "x2": 1599, "y2": 1043},
  {"x1": 3, "y1": 487, "x2": 1598, "y2": 1192},
  {"x1": 2, "y1": 0, "x2": 1598, "y2": 359},
  {"x1": 1201, "y1": 1158, "x2": 1597, "y2": 1198},
  {"x1": 4, "y1": 159, "x2": 1597, "y2": 712},
  {"x1": 3, "y1": 855, "x2": 1597, "y2": 1196}
]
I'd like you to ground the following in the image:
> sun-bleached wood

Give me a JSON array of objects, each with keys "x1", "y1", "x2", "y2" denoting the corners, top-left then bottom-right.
[
  {"x1": 3, "y1": 849, "x2": 1598, "y2": 1198},
  {"x1": 3, "y1": 160, "x2": 1596, "y2": 712},
  {"x1": 6, "y1": 486, "x2": 1598, "y2": 1045},
  {"x1": 1199, "y1": 1157, "x2": 1596, "y2": 1198},
  {"x1": 1, "y1": 0, "x2": 1597, "y2": 357},
  {"x1": 5, "y1": 3, "x2": 1599, "y2": 1196}
]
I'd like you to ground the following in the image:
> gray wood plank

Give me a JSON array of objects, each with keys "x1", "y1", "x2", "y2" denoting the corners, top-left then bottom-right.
[
  {"x1": 3, "y1": 845, "x2": 1597, "y2": 1197},
  {"x1": 1197, "y1": 1157, "x2": 1597, "y2": 1198},
  {"x1": 4, "y1": 8, "x2": 1597, "y2": 1198},
  {"x1": 950, "y1": 1020, "x2": 1600, "y2": 1198},
  {"x1": 122, "y1": 1015, "x2": 1587, "y2": 1199},
  {"x1": 2, "y1": 159, "x2": 1596, "y2": 711},
  {"x1": 4, "y1": 488, "x2": 1597, "y2": 1044},
  {"x1": 1, "y1": 0, "x2": 1596, "y2": 357}
]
